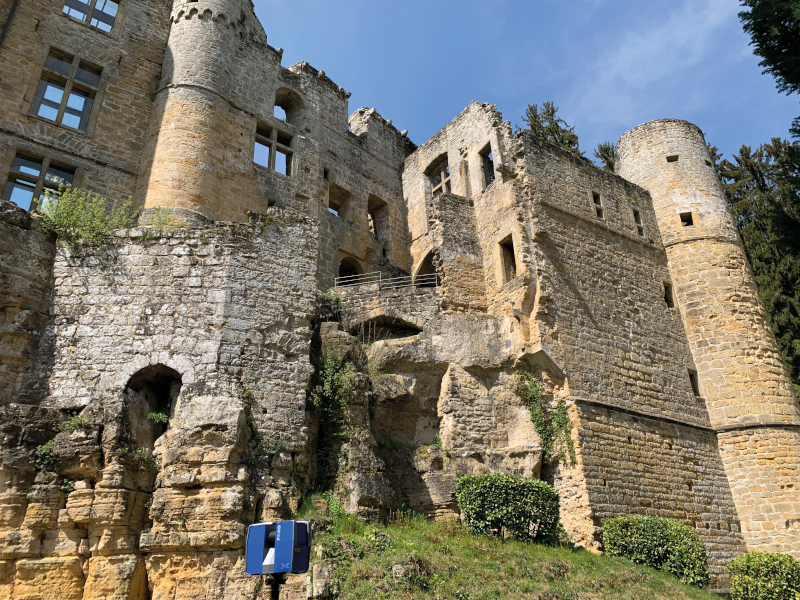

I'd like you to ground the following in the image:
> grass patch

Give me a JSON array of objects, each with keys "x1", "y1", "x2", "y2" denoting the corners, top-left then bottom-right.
[{"x1": 297, "y1": 495, "x2": 723, "y2": 600}]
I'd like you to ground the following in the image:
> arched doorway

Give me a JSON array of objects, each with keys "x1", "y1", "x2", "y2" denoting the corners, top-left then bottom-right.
[
  {"x1": 124, "y1": 364, "x2": 182, "y2": 451},
  {"x1": 413, "y1": 250, "x2": 438, "y2": 287},
  {"x1": 338, "y1": 256, "x2": 363, "y2": 280}
]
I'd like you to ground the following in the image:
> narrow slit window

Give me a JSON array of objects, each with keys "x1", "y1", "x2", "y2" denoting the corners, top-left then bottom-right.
[
  {"x1": 480, "y1": 143, "x2": 495, "y2": 189},
  {"x1": 666, "y1": 155, "x2": 679, "y2": 163},
  {"x1": 367, "y1": 194, "x2": 390, "y2": 242},
  {"x1": 592, "y1": 192, "x2": 604, "y2": 219},
  {"x1": 663, "y1": 283, "x2": 675, "y2": 308},
  {"x1": 680, "y1": 212, "x2": 694, "y2": 227},
  {"x1": 499, "y1": 235, "x2": 517, "y2": 284},
  {"x1": 688, "y1": 369, "x2": 701, "y2": 397},
  {"x1": 632, "y1": 208, "x2": 644, "y2": 236}
]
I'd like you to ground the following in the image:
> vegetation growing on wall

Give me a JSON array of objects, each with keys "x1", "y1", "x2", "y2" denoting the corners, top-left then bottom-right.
[
  {"x1": 602, "y1": 515, "x2": 709, "y2": 588},
  {"x1": 39, "y1": 185, "x2": 138, "y2": 246},
  {"x1": 727, "y1": 551, "x2": 800, "y2": 600},
  {"x1": 516, "y1": 371, "x2": 576, "y2": 466},
  {"x1": 31, "y1": 439, "x2": 58, "y2": 473}
]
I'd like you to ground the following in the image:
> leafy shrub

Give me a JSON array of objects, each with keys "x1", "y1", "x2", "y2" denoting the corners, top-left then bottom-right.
[
  {"x1": 59, "y1": 478, "x2": 75, "y2": 495},
  {"x1": 132, "y1": 448, "x2": 158, "y2": 470},
  {"x1": 146, "y1": 411, "x2": 170, "y2": 425},
  {"x1": 61, "y1": 414, "x2": 91, "y2": 433},
  {"x1": 602, "y1": 515, "x2": 709, "y2": 587},
  {"x1": 728, "y1": 551, "x2": 800, "y2": 600},
  {"x1": 39, "y1": 185, "x2": 137, "y2": 246},
  {"x1": 31, "y1": 439, "x2": 58, "y2": 473},
  {"x1": 455, "y1": 473, "x2": 560, "y2": 543}
]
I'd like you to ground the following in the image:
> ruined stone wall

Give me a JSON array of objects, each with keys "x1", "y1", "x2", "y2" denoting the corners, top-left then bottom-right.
[
  {"x1": 616, "y1": 119, "x2": 800, "y2": 557},
  {"x1": 0, "y1": 209, "x2": 318, "y2": 600},
  {"x1": 0, "y1": 0, "x2": 170, "y2": 203},
  {"x1": 0, "y1": 201, "x2": 55, "y2": 404}
]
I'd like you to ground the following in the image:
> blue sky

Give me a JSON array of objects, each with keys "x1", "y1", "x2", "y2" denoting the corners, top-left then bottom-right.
[{"x1": 254, "y1": 0, "x2": 798, "y2": 164}]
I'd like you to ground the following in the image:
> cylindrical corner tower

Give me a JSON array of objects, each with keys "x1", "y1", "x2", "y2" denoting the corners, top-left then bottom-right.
[
  {"x1": 616, "y1": 119, "x2": 800, "y2": 557},
  {"x1": 137, "y1": 0, "x2": 244, "y2": 220}
]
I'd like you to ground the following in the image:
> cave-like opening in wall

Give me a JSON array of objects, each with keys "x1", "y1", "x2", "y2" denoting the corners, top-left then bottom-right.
[
  {"x1": 123, "y1": 364, "x2": 182, "y2": 451},
  {"x1": 414, "y1": 249, "x2": 438, "y2": 287}
]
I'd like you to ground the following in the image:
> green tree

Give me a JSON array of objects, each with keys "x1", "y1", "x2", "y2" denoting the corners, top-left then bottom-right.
[
  {"x1": 712, "y1": 139, "x2": 800, "y2": 396},
  {"x1": 520, "y1": 102, "x2": 582, "y2": 157},
  {"x1": 739, "y1": 0, "x2": 800, "y2": 136},
  {"x1": 594, "y1": 141, "x2": 616, "y2": 171}
]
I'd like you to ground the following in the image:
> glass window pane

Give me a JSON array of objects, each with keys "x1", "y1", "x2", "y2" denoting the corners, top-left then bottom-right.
[
  {"x1": 76, "y1": 62, "x2": 101, "y2": 87},
  {"x1": 35, "y1": 80, "x2": 65, "y2": 121},
  {"x1": 254, "y1": 140, "x2": 270, "y2": 168},
  {"x1": 2, "y1": 179, "x2": 36, "y2": 211},
  {"x1": 91, "y1": 0, "x2": 118, "y2": 30},
  {"x1": 44, "y1": 52, "x2": 74, "y2": 77},
  {"x1": 45, "y1": 163, "x2": 76, "y2": 186},
  {"x1": 275, "y1": 149, "x2": 290, "y2": 176},
  {"x1": 63, "y1": 0, "x2": 90, "y2": 21},
  {"x1": 63, "y1": 90, "x2": 93, "y2": 130},
  {"x1": 11, "y1": 155, "x2": 43, "y2": 177}
]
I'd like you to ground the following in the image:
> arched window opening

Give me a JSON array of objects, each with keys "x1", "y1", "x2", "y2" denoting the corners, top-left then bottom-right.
[
  {"x1": 124, "y1": 364, "x2": 182, "y2": 450},
  {"x1": 338, "y1": 257, "x2": 363, "y2": 279},
  {"x1": 274, "y1": 88, "x2": 305, "y2": 128},
  {"x1": 414, "y1": 250, "x2": 438, "y2": 287}
]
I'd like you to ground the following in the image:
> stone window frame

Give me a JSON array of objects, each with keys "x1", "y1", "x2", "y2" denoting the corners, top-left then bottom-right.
[
  {"x1": 28, "y1": 47, "x2": 104, "y2": 135},
  {"x1": 496, "y1": 232, "x2": 519, "y2": 286},
  {"x1": 479, "y1": 143, "x2": 495, "y2": 190},
  {"x1": 61, "y1": 0, "x2": 124, "y2": 36},
  {"x1": 632, "y1": 207, "x2": 644, "y2": 237},
  {"x1": 0, "y1": 148, "x2": 80, "y2": 212},
  {"x1": 253, "y1": 123, "x2": 293, "y2": 177},
  {"x1": 591, "y1": 191, "x2": 604, "y2": 220},
  {"x1": 425, "y1": 154, "x2": 451, "y2": 198}
]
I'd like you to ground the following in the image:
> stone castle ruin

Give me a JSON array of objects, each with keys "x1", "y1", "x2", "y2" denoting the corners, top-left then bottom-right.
[{"x1": 0, "y1": 0, "x2": 798, "y2": 597}]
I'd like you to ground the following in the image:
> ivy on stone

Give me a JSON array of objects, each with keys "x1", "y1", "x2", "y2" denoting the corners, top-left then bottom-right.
[{"x1": 515, "y1": 371, "x2": 576, "y2": 466}]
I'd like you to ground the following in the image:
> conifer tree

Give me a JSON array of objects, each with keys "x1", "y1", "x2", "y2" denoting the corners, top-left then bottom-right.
[
  {"x1": 711, "y1": 140, "x2": 800, "y2": 395},
  {"x1": 594, "y1": 141, "x2": 616, "y2": 172},
  {"x1": 520, "y1": 102, "x2": 583, "y2": 157},
  {"x1": 740, "y1": 0, "x2": 800, "y2": 136}
]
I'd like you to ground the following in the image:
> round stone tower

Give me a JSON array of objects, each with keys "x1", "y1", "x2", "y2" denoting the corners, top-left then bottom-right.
[
  {"x1": 137, "y1": 0, "x2": 243, "y2": 220},
  {"x1": 616, "y1": 119, "x2": 800, "y2": 557}
]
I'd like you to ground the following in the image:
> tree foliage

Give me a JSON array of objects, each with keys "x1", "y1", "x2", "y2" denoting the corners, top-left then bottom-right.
[
  {"x1": 739, "y1": 0, "x2": 800, "y2": 136},
  {"x1": 711, "y1": 140, "x2": 800, "y2": 396},
  {"x1": 728, "y1": 551, "x2": 800, "y2": 600},
  {"x1": 39, "y1": 185, "x2": 137, "y2": 246},
  {"x1": 595, "y1": 141, "x2": 616, "y2": 171},
  {"x1": 520, "y1": 102, "x2": 583, "y2": 157}
]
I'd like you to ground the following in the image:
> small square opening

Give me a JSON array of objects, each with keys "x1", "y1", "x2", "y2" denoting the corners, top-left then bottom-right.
[
  {"x1": 680, "y1": 212, "x2": 694, "y2": 227},
  {"x1": 276, "y1": 130, "x2": 292, "y2": 147},
  {"x1": 666, "y1": 155, "x2": 679, "y2": 163},
  {"x1": 592, "y1": 192, "x2": 603, "y2": 219}
]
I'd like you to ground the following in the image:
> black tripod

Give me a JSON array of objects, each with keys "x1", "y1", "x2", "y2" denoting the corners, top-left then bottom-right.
[{"x1": 267, "y1": 574, "x2": 286, "y2": 599}]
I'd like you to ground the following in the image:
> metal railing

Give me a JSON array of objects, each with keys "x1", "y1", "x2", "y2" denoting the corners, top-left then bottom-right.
[{"x1": 334, "y1": 270, "x2": 439, "y2": 290}]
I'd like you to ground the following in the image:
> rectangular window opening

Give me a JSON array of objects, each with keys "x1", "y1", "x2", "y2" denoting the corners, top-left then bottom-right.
[
  {"x1": 33, "y1": 50, "x2": 100, "y2": 132},
  {"x1": 480, "y1": 144, "x2": 495, "y2": 190},
  {"x1": 276, "y1": 130, "x2": 292, "y2": 147},
  {"x1": 426, "y1": 155, "x2": 451, "y2": 198},
  {"x1": 328, "y1": 183, "x2": 351, "y2": 219},
  {"x1": 499, "y1": 235, "x2": 517, "y2": 284},
  {"x1": 666, "y1": 155, "x2": 679, "y2": 163},
  {"x1": 63, "y1": 0, "x2": 91, "y2": 21},
  {"x1": 2, "y1": 152, "x2": 76, "y2": 211},
  {"x1": 592, "y1": 192, "x2": 604, "y2": 219},
  {"x1": 680, "y1": 212, "x2": 694, "y2": 227},
  {"x1": 90, "y1": 0, "x2": 119, "y2": 32},
  {"x1": 323, "y1": 168, "x2": 329, "y2": 181},
  {"x1": 688, "y1": 369, "x2": 701, "y2": 397},
  {"x1": 633, "y1": 208, "x2": 644, "y2": 236},
  {"x1": 275, "y1": 147, "x2": 291, "y2": 176},
  {"x1": 663, "y1": 283, "x2": 675, "y2": 308}
]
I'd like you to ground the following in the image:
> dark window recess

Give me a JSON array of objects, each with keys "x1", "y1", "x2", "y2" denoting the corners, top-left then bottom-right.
[
  {"x1": 663, "y1": 283, "x2": 675, "y2": 308},
  {"x1": 1, "y1": 152, "x2": 75, "y2": 211},
  {"x1": 252, "y1": 124, "x2": 292, "y2": 176},
  {"x1": 633, "y1": 208, "x2": 644, "y2": 236},
  {"x1": 680, "y1": 212, "x2": 694, "y2": 227},
  {"x1": 592, "y1": 192, "x2": 603, "y2": 219},
  {"x1": 666, "y1": 155, "x2": 679, "y2": 163},
  {"x1": 338, "y1": 257, "x2": 362, "y2": 279},
  {"x1": 426, "y1": 155, "x2": 450, "y2": 197},
  {"x1": 688, "y1": 369, "x2": 701, "y2": 397},
  {"x1": 63, "y1": 0, "x2": 119, "y2": 32},
  {"x1": 32, "y1": 50, "x2": 101, "y2": 132},
  {"x1": 705, "y1": 160, "x2": 712, "y2": 167},
  {"x1": 480, "y1": 144, "x2": 495, "y2": 189},
  {"x1": 323, "y1": 168, "x2": 329, "y2": 181},
  {"x1": 367, "y1": 194, "x2": 390, "y2": 242},
  {"x1": 328, "y1": 183, "x2": 351, "y2": 219},
  {"x1": 499, "y1": 235, "x2": 517, "y2": 284}
]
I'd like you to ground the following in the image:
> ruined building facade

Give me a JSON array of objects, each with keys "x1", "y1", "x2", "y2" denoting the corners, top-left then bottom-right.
[{"x1": 0, "y1": 0, "x2": 798, "y2": 597}]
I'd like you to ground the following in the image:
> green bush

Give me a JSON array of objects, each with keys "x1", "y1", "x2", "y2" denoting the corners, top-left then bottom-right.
[
  {"x1": 39, "y1": 185, "x2": 137, "y2": 246},
  {"x1": 455, "y1": 473, "x2": 560, "y2": 543},
  {"x1": 61, "y1": 414, "x2": 91, "y2": 433},
  {"x1": 146, "y1": 411, "x2": 170, "y2": 425},
  {"x1": 602, "y1": 515, "x2": 709, "y2": 587},
  {"x1": 728, "y1": 551, "x2": 800, "y2": 600},
  {"x1": 31, "y1": 439, "x2": 58, "y2": 473}
]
